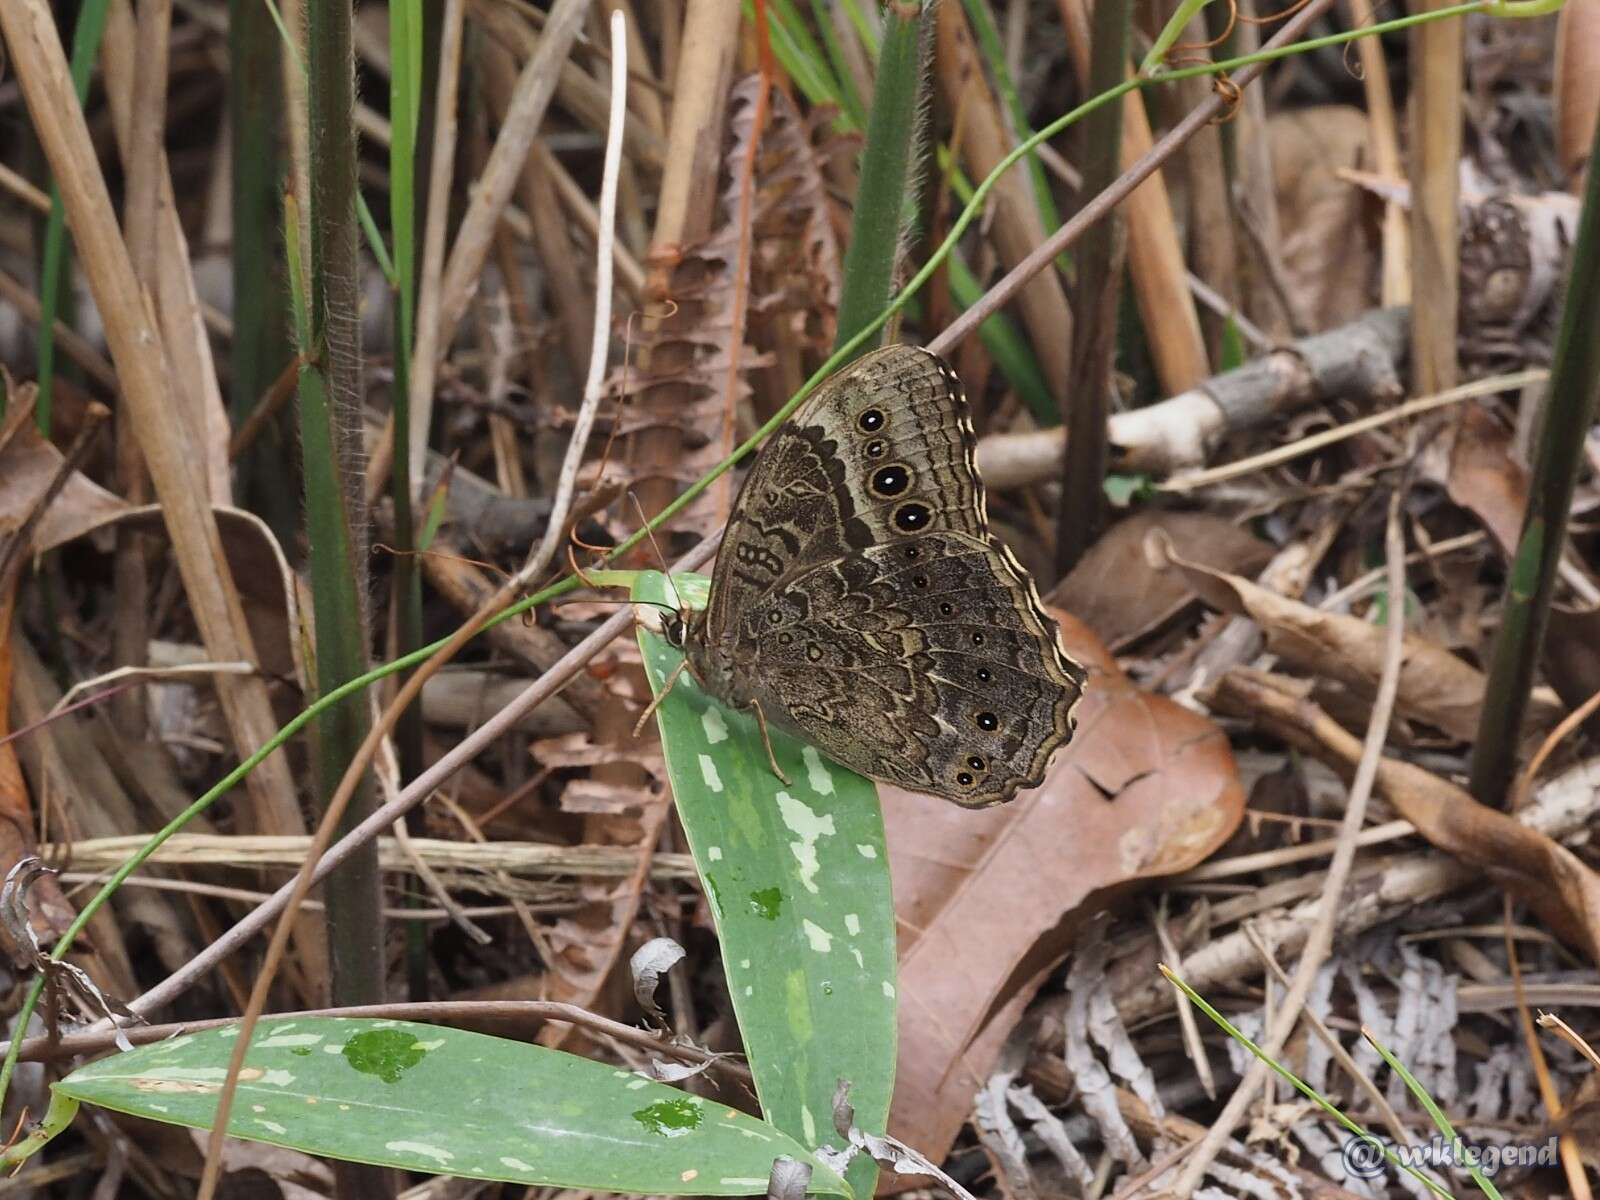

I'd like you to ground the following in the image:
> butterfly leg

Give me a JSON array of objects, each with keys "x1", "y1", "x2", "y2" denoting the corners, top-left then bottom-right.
[
  {"x1": 749, "y1": 699, "x2": 791, "y2": 786},
  {"x1": 632, "y1": 658, "x2": 689, "y2": 737}
]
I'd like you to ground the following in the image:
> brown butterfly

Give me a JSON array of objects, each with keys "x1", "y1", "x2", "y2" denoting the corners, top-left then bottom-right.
[{"x1": 664, "y1": 344, "x2": 1085, "y2": 806}]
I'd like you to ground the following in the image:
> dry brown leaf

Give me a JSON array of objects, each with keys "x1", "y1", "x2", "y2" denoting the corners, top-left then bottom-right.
[
  {"x1": 0, "y1": 391, "x2": 128, "y2": 551},
  {"x1": 1443, "y1": 401, "x2": 1529, "y2": 555},
  {"x1": 1265, "y1": 106, "x2": 1379, "y2": 329},
  {"x1": 0, "y1": 410, "x2": 306, "y2": 689},
  {"x1": 1154, "y1": 531, "x2": 1563, "y2": 743},
  {"x1": 880, "y1": 611, "x2": 1244, "y2": 1170},
  {"x1": 1049, "y1": 511, "x2": 1272, "y2": 650},
  {"x1": 1214, "y1": 668, "x2": 1600, "y2": 965}
]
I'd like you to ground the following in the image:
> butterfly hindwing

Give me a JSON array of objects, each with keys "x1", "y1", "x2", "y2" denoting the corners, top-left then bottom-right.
[{"x1": 748, "y1": 535, "x2": 1086, "y2": 806}]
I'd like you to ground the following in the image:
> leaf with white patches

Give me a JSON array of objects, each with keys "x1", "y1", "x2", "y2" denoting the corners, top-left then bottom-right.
[
  {"x1": 636, "y1": 571, "x2": 897, "y2": 1200},
  {"x1": 54, "y1": 1018, "x2": 846, "y2": 1195}
]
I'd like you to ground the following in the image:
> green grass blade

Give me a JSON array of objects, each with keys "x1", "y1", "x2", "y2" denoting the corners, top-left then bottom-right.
[
  {"x1": 958, "y1": 0, "x2": 1061, "y2": 238},
  {"x1": 807, "y1": 1, "x2": 868, "y2": 126},
  {"x1": 761, "y1": 0, "x2": 849, "y2": 111},
  {"x1": 1363, "y1": 1028, "x2": 1506, "y2": 1198},
  {"x1": 1163, "y1": 967, "x2": 1452, "y2": 1198},
  {"x1": 833, "y1": 2, "x2": 930, "y2": 353}
]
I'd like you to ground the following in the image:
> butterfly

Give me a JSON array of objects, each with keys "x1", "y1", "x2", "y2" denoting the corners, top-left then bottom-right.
[{"x1": 663, "y1": 344, "x2": 1086, "y2": 806}]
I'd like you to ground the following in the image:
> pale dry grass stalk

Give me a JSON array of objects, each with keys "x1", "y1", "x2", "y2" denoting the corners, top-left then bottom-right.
[
  {"x1": 1409, "y1": 8, "x2": 1464, "y2": 393},
  {"x1": 104, "y1": 0, "x2": 232, "y2": 501},
  {"x1": 407, "y1": 0, "x2": 589, "y2": 490},
  {"x1": 47, "y1": 833, "x2": 697, "y2": 880},
  {"x1": 522, "y1": 8, "x2": 628, "y2": 585},
  {"x1": 1344, "y1": 0, "x2": 1410, "y2": 305}
]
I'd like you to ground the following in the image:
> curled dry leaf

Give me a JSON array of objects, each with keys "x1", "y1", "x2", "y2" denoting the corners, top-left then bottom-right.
[
  {"x1": 1, "y1": 410, "x2": 306, "y2": 688},
  {"x1": 1152, "y1": 530, "x2": 1563, "y2": 743},
  {"x1": 628, "y1": 934, "x2": 686, "y2": 1026},
  {"x1": 880, "y1": 611, "x2": 1244, "y2": 1169},
  {"x1": 0, "y1": 395, "x2": 127, "y2": 551},
  {"x1": 1049, "y1": 510, "x2": 1273, "y2": 651},
  {"x1": 1211, "y1": 667, "x2": 1600, "y2": 966}
]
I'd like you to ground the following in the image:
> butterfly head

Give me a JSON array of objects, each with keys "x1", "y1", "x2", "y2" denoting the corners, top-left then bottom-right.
[{"x1": 661, "y1": 611, "x2": 689, "y2": 650}]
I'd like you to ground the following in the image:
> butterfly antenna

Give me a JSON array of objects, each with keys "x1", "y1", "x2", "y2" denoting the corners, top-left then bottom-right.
[
  {"x1": 628, "y1": 490, "x2": 686, "y2": 615},
  {"x1": 632, "y1": 658, "x2": 688, "y2": 737}
]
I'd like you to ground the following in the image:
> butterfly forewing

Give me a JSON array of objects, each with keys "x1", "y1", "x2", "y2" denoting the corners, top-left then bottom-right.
[{"x1": 686, "y1": 345, "x2": 1086, "y2": 805}]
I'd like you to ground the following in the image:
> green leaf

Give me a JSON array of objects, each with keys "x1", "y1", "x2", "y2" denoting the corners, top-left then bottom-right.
[
  {"x1": 1218, "y1": 313, "x2": 1246, "y2": 372},
  {"x1": 56, "y1": 1017, "x2": 846, "y2": 1195},
  {"x1": 1103, "y1": 473, "x2": 1154, "y2": 507},
  {"x1": 633, "y1": 571, "x2": 896, "y2": 1199}
]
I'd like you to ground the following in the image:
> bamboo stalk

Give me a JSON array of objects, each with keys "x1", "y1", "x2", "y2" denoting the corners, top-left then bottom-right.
[
  {"x1": 1057, "y1": 0, "x2": 1129, "y2": 574},
  {"x1": 1408, "y1": 5, "x2": 1464, "y2": 393}
]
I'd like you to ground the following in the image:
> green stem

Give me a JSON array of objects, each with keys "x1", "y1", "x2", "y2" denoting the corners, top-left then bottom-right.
[
  {"x1": 389, "y1": 0, "x2": 428, "y2": 999},
  {"x1": 1467, "y1": 105, "x2": 1600, "y2": 804},
  {"x1": 303, "y1": 0, "x2": 383, "y2": 1012},
  {"x1": 0, "y1": 1088, "x2": 80, "y2": 1170},
  {"x1": 1364, "y1": 1029, "x2": 1506, "y2": 1198},
  {"x1": 1163, "y1": 968, "x2": 1453, "y2": 1198}
]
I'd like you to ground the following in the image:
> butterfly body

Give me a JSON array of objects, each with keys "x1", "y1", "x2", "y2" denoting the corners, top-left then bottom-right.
[{"x1": 674, "y1": 345, "x2": 1086, "y2": 807}]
